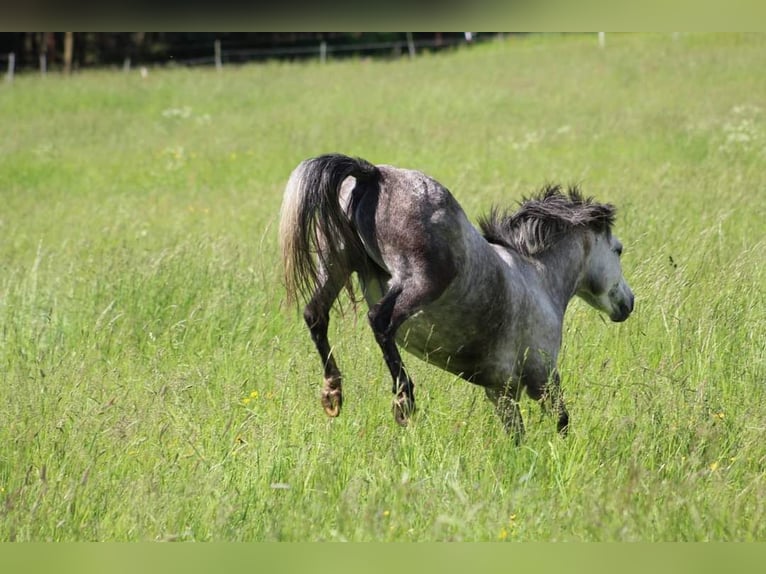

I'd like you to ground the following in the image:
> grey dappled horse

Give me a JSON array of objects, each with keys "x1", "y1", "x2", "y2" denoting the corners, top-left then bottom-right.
[{"x1": 279, "y1": 154, "x2": 634, "y2": 441}]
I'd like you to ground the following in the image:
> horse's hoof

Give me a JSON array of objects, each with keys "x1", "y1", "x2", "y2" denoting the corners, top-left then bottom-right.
[
  {"x1": 392, "y1": 394, "x2": 414, "y2": 426},
  {"x1": 321, "y1": 389, "x2": 343, "y2": 417}
]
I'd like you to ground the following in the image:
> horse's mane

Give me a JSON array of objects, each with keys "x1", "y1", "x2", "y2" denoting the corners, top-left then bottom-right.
[{"x1": 478, "y1": 184, "x2": 616, "y2": 256}]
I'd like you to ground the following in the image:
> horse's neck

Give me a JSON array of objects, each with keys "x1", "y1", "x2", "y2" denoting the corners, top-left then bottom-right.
[{"x1": 535, "y1": 233, "x2": 589, "y2": 313}]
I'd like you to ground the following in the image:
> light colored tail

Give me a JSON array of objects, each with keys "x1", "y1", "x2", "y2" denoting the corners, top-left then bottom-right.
[{"x1": 279, "y1": 153, "x2": 379, "y2": 305}]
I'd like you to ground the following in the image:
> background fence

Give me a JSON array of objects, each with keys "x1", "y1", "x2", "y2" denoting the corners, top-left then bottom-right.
[
  {"x1": 0, "y1": 33, "x2": 617, "y2": 82},
  {"x1": 1, "y1": 32, "x2": 511, "y2": 80}
]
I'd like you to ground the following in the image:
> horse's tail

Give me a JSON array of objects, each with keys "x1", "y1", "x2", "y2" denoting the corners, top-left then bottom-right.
[{"x1": 279, "y1": 153, "x2": 380, "y2": 306}]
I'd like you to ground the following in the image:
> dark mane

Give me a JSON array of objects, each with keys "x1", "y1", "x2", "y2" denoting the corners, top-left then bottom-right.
[{"x1": 478, "y1": 184, "x2": 616, "y2": 256}]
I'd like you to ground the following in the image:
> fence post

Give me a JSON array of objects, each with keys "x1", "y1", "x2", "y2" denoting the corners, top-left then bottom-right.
[
  {"x1": 63, "y1": 32, "x2": 73, "y2": 75},
  {"x1": 40, "y1": 53, "x2": 47, "y2": 77},
  {"x1": 214, "y1": 39, "x2": 222, "y2": 71},
  {"x1": 320, "y1": 41, "x2": 327, "y2": 64},
  {"x1": 598, "y1": 32, "x2": 605, "y2": 48},
  {"x1": 123, "y1": 57, "x2": 131, "y2": 73},
  {"x1": 406, "y1": 32, "x2": 416, "y2": 59},
  {"x1": 6, "y1": 53, "x2": 14, "y2": 83}
]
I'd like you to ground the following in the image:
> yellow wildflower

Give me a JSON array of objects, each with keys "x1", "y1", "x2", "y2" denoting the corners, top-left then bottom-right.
[{"x1": 242, "y1": 390, "x2": 259, "y2": 406}]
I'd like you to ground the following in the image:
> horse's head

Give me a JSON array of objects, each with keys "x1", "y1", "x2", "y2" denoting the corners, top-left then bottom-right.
[{"x1": 576, "y1": 230, "x2": 634, "y2": 322}]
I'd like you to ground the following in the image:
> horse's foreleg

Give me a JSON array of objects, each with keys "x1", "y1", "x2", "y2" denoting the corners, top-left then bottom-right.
[
  {"x1": 549, "y1": 370, "x2": 569, "y2": 436},
  {"x1": 485, "y1": 385, "x2": 525, "y2": 445},
  {"x1": 535, "y1": 370, "x2": 569, "y2": 436},
  {"x1": 367, "y1": 286, "x2": 418, "y2": 426},
  {"x1": 304, "y1": 273, "x2": 346, "y2": 417}
]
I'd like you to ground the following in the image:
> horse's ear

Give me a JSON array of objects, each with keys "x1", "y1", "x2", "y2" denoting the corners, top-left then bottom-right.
[
  {"x1": 541, "y1": 183, "x2": 563, "y2": 199},
  {"x1": 566, "y1": 184, "x2": 583, "y2": 202},
  {"x1": 600, "y1": 203, "x2": 617, "y2": 230}
]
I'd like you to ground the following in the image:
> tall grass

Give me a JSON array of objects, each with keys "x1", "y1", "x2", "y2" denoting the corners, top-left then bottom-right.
[{"x1": 0, "y1": 33, "x2": 764, "y2": 541}]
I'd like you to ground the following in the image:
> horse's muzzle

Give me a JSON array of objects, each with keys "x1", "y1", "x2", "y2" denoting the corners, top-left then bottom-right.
[{"x1": 611, "y1": 291, "x2": 635, "y2": 322}]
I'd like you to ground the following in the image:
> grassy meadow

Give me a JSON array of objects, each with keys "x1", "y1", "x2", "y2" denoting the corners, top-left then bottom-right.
[{"x1": 0, "y1": 33, "x2": 764, "y2": 541}]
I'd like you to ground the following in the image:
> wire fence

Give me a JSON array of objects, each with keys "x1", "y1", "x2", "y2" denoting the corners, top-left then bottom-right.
[
  {"x1": 199, "y1": 33, "x2": 485, "y2": 67},
  {"x1": 1, "y1": 33, "x2": 617, "y2": 83},
  {"x1": 3, "y1": 33, "x2": 506, "y2": 81}
]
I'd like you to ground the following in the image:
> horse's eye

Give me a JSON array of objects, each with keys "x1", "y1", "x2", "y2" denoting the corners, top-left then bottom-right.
[{"x1": 614, "y1": 244, "x2": 623, "y2": 256}]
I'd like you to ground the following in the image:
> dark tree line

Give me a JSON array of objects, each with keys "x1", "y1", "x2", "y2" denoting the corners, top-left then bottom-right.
[{"x1": 0, "y1": 32, "x2": 484, "y2": 73}]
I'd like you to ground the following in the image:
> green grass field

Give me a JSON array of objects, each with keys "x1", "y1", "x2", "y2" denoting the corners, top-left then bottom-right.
[{"x1": 0, "y1": 33, "x2": 764, "y2": 541}]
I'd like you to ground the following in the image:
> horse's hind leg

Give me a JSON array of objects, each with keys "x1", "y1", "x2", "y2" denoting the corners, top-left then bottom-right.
[
  {"x1": 303, "y1": 267, "x2": 347, "y2": 417},
  {"x1": 368, "y1": 276, "x2": 450, "y2": 426},
  {"x1": 367, "y1": 286, "x2": 416, "y2": 425}
]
